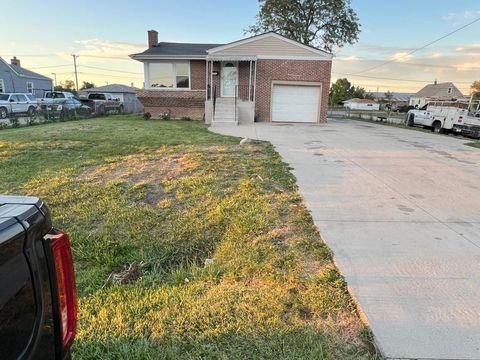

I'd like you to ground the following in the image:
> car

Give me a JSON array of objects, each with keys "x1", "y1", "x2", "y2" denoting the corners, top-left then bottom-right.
[
  {"x1": 41, "y1": 98, "x2": 93, "y2": 120},
  {"x1": 0, "y1": 93, "x2": 38, "y2": 119}
]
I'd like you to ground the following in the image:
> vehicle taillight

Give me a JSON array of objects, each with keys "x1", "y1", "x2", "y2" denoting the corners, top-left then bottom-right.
[{"x1": 49, "y1": 232, "x2": 77, "y2": 350}]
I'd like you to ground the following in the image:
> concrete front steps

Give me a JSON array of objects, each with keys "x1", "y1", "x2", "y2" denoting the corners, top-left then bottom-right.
[{"x1": 213, "y1": 98, "x2": 237, "y2": 124}]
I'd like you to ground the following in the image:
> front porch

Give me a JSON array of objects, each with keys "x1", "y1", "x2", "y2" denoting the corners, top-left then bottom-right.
[{"x1": 205, "y1": 55, "x2": 257, "y2": 125}]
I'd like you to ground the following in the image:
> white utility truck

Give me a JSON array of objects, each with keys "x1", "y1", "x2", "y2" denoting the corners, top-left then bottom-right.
[{"x1": 406, "y1": 101, "x2": 470, "y2": 134}]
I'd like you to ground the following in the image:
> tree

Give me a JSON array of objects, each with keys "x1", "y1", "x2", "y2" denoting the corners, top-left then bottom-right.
[
  {"x1": 54, "y1": 80, "x2": 77, "y2": 95},
  {"x1": 81, "y1": 81, "x2": 95, "y2": 90},
  {"x1": 246, "y1": 0, "x2": 360, "y2": 51},
  {"x1": 329, "y1": 78, "x2": 369, "y2": 105},
  {"x1": 471, "y1": 81, "x2": 480, "y2": 100}
]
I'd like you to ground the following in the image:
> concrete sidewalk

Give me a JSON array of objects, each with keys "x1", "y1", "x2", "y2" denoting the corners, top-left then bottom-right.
[{"x1": 211, "y1": 119, "x2": 480, "y2": 360}]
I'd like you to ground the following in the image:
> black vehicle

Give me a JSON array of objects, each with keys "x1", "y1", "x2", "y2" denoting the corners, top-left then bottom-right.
[
  {"x1": 40, "y1": 98, "x2": 92, "y2": 120},
  {"x1": 0, "y1": 196, "x2": 77, "y2": 360}
]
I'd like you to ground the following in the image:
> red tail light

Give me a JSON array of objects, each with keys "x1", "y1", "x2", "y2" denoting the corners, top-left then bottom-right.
[{"x1": 49, "y1": 232, "x2": 77, "y2": 350}]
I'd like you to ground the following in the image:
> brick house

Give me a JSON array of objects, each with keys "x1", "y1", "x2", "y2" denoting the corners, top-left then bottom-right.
[{"x1": 130, "y1": 31, "x2": 332, "y2": 124}]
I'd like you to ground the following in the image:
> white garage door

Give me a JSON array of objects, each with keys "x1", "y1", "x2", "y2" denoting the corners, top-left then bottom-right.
[{"x1": 272, "y1": 84, "x2": 321, "y2": 123}]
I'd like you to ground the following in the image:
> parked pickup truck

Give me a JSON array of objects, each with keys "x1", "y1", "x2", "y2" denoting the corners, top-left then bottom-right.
[
  {"x1": 406, "y1": 101, "x2": 469, "y2": 134},
  {"x1": 0, "y1": 195, "x2": 77, "y2": 360},
  {"x1": 81, "y1": 93, "x2": 123, "y2": 116},
  {"x1": 0, "y1": 93, "x2": 38, "y2": 119}
]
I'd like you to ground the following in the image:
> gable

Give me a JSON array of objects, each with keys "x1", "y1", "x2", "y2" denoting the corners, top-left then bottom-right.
[
  {"x1": 414, "y1": 83, "x2": 463, "y2": 98},
  {"x1": 208, "y1": 33, "x2": 332, "y2": 59}
]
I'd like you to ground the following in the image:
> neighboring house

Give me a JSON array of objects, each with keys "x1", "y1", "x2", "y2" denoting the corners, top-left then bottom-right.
[
  {"x1": 409, "y1": 81, "x2": 464, "y2": 108},
  {"x1": 130, "y1": 30, "x2": 332, "y2": 124},
  {"x1": 343, "y1": 98, "x2": 380, "y2": 111},
  {"x1": 369, "y1": 92, "x2": 412, "y2": 110},
  {"x1": 0, "y1": 57, "x2": 53, "y2": 98},
  {"x1": 80, "y1": 84, "x2": 144, "y2": 113}
]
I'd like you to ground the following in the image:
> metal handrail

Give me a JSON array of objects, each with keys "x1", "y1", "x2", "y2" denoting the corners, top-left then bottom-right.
[{"x1": 212, "y1": 85, "x2": 217, "y2": 122}]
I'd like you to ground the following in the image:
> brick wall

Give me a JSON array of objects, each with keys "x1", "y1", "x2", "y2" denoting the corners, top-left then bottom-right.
[
  {"x1": 254, "y1": 59, "x2": 332, "y2": 123},
  {"x1": 191, "y1": 60, "x2": 206, "y2": 90},
  {"x1": 137, "y1": 60, "x2": 207, "y2": 120},
  {"x1": 137, "y1": 89, "x2": 205, "y2": 120}
]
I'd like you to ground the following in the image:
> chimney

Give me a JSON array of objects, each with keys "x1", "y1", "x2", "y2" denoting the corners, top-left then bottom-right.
[
  {"x1": 434, "y1": 79, "x2": 437, "y2": 85},
  {"x1": 148, "y1": 30, "x2": 158, "y2": 49},
  {"x1": 11, "y1": 56, "x2": 20, "y2": 67}
]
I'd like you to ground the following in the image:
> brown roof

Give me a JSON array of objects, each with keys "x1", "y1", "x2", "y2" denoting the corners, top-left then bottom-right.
[{"x1": 413, "y1": 82, "x2": 463, "y2": 98}]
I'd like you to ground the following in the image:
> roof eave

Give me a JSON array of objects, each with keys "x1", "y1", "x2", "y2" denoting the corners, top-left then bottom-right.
[{"x1": 130, "y1": 54, "x2": 207, "y2": 61}]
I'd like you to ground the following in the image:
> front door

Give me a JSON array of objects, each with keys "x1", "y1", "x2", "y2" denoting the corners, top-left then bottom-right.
[{"x1": 221, "y1": 62, "x2": 238, "y2": 97}]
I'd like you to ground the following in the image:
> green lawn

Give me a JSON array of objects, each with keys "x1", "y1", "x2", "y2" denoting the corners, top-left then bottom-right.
[
  {"x1": 0, "y1": 116, "x2": 380, "y2": 359},
  {"x1": 467, "y1": 141, "x2": 480, "y2": 148}
]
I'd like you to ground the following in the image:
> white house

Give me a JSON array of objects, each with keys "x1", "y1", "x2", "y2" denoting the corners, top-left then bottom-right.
[
  {"x1": 409, "y1": 81, "x2": 464, "y2": 108},
  {"x1": 343, "y1": 98, "x2": 380, "y2": 111}
]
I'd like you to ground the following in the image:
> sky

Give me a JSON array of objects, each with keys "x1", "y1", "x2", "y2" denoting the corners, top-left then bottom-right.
[{"x1": 1, "y1": 0, "x2": 479, "y2": 94}]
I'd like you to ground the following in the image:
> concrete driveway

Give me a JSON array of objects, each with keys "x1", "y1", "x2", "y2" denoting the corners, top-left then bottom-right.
[{"x1": 211, "y1": 119, "x2": 480, "y2": 360}]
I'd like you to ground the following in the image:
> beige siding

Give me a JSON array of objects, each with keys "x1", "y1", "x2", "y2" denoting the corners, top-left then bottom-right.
[{"x1": 213, "y1": 36, "x2": 321, "y2": 57}]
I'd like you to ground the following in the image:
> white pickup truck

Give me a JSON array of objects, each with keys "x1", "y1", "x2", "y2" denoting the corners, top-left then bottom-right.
[{"x1": 406, "y1": 101, "x2": 469, "y2": 133}]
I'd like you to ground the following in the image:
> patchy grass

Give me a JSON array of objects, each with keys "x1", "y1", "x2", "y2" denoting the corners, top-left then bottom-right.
[
  {"x1": 0, "y1": 115, "x2": 380, "y2": 359},
  {"x1": 466, "y1": 141, "x2": 480, "y2": 148}
]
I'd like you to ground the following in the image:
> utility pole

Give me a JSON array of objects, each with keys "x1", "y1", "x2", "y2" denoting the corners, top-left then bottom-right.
[
  {"x1": 71, "y1": 54, "x2": 79, "y2": 92},
  {"x1": 51, "y1": 73, "x2": 57, "y2": 87}
]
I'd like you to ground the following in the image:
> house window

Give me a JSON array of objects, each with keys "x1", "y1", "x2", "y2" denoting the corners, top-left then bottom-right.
[
  {"x1": 0, "y1": 79, "x2": 4, "y2": 93},
  {"x1": 448, "y1": 87, "x2": 452, "y2": 94},
  {"x1": 26, "y1": 81, "x2": 34, "y2": 94},
  {"x1": 148, "y1": 61, "x2": 190, "y2": 89}
]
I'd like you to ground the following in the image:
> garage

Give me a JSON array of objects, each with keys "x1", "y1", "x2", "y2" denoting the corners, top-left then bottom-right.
[{"x1": 271, "y1": 84, "x2": 321, "y2": 123}]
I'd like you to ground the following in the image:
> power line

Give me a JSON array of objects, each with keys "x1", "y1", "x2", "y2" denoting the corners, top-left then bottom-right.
[
  {"x1": 332, "y1": 72, "x2": 474, "y2": 84},
  {"x1": 79, "y1": 65, "x2": 142, "y2": 75},
  {"x1": 77, "y1": 71, "x2": 142, "y2": 80},
  {"x1": 29, "y1": 64, "x2": 72, "y2": 70},
  {"x1": 348, "y1": 16, "x2": 480, "y2": 76},
  {"x1": 80, "y1": 54, "x2": 132, "y2": 61},
  {"x1": 337, "y1": 58, "x2": 458, "y2": 70}
]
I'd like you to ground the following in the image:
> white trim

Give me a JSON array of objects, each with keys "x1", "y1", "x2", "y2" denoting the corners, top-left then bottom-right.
[
  {"x1": 210, "y1": 61, "x2": 213, "y2": 99},
  {"x1": 145, "y1": 60, "x2": 191, "y2": 90},
  {"x1": 257, "y1": 55, "x2": 332, "y2": 60},
  {"x1": 248, "y1": 61, "x2": 252, "y2": 101},
  {"x1": 131, "y1": 55, "x2": 206, "y2": 60},
  {"x1": 0, "y1": 79, "x2": 4, "y2": 93},
  {"x1": 206, "y1": 55, "x2": 258, "y2": 61},
  {"x1": 207, "y1": 32, "x2": 332, "y2": 57},
  {"x1": 253, "y1": 61, "x2": 257, "y2": 102},
  {"x1": 26, "y1": 81, "x2": 34, "y2": 94},
  {"x1": 205, "y1": 60, "x2": 208, "y2": 100}
]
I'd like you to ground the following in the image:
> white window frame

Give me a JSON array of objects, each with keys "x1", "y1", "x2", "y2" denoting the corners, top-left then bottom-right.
[
  {"x1": 0, "y1": 79, "x2": 4, "y2": 93},
  {"x1": 146, "y1": 60, "x2": 191, "y2": 90},
  {"x1": 26, "y1": 81, "x2": 34, "y2": 94}
]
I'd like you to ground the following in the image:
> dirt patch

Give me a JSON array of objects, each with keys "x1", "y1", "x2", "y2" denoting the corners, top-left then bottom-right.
[
  {"x1": 82, "y1": 151, "x2": 197, "y2": 183},
  {"x1": 79, "y1": 149, "x2": 200, "y2": 207},
  {"x1": 111, "y1": 262, "x2": 146, "y2": 284},
  {"x1": 301, "y1": 254, "x2": 325, "y2": 279}
]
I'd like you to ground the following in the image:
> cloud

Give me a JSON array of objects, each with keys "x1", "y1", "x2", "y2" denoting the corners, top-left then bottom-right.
[
  {"x1": 463, "y1": 10, "x2": 480, "y2": 19},
  {"x1": 74, "y1": 39, "x2": 145, "y2": 60},
  {"x1": 338, "y1": 55, "x2": 360, "y2": 61},
  {"x1": 442, "y1": 13, "x2": 456, "y2": 21},
  {"x1": 456, "y1": 44, "x2": 480, "y2": 54},
  {"x1": 442, "y1": 9, "x2": 480, "y2": 22},
  {"x1": 390, "y1": 52, "x2": 413, "y2": 62},
  {"x1": 455, "y1": 62, "x2": 480, "y2": 71}
]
